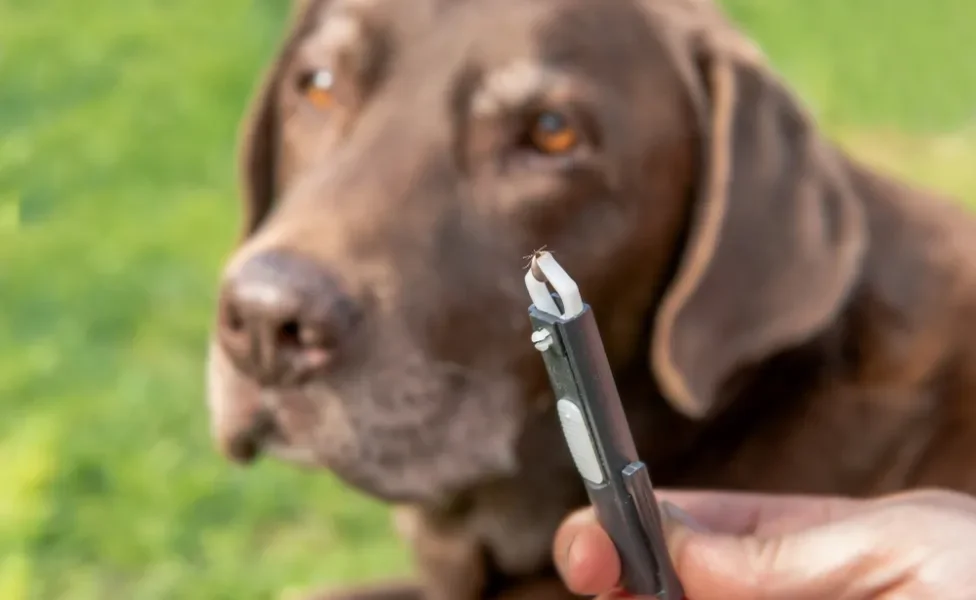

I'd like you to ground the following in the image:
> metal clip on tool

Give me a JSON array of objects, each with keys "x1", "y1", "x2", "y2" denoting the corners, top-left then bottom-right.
[{"x1": 525, "y1": 251, "x2": 684, "y2": 600}]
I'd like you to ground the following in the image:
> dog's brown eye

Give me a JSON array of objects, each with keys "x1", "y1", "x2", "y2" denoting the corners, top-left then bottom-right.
[
  {"x1": 528, "y1": 111, "x2": 579, "y2": 155},
  {"x1": 299, "y1": 69, "x2": 336, "y2": 110}
]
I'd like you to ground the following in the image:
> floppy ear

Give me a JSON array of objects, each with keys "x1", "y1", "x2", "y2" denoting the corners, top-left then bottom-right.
[
  {"x1": 236, "y1": 0, "x2": 323, "y2": 239},
  {"x1": 650, "y1": 41, "x2": 868, "y2": 420}
]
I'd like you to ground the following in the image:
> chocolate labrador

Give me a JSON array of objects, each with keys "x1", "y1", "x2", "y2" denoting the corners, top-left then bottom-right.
[{"x1": 206, "y1": 0, "x2": 976, "y2": 597}]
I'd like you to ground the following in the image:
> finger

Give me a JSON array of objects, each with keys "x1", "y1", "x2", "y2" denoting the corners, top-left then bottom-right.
[
  {"x1": 550, "y1": 493, "x2": 862, "y2": 596},
  {"x1": 553, "y1": 507, "x2": 621, "y2": 595},
  {"x1": 655, "y1": 489, "x2": 868, "y2": 536},
  {"x1": 873, "y1": 487, "x2": 976, "y2": 513},
  {"x1": 666, "y1": 516, "x2": 903, "y2": 600}
]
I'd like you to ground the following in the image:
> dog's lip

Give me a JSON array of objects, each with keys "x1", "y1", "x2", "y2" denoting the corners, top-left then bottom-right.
[
  {"x1": 225, "y1": 432, "x2": 263, "y2": 465},
  {"x1": 221, "y1": 407, "x2": 282, "y2": 465}
]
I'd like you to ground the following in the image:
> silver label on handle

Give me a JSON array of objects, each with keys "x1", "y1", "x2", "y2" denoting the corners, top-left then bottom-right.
[{"x1": 556, "y1": 398, "x2": 605, "y2": 485}]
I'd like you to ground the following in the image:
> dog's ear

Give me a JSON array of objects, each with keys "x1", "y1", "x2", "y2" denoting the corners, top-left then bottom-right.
[
  {"x1": 648, "y1": 12, "x2": 868, "y2": 420},
  {"x1": 237, "y1": 0, "x2": 323, "y2": 239}
]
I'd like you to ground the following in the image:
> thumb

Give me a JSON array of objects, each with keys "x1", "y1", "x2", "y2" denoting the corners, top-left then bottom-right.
[{"x1": 660, "y1": 503, "x2": 895, "y2": 600}]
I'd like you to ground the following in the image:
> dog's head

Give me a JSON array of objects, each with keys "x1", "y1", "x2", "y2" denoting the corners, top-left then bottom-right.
[{"x1": 206, "y1": 0, "x2": 866, "y2": 505}]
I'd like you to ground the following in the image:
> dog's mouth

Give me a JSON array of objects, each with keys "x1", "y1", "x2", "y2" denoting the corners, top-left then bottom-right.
[
  {"x1": 222, "y1": 407, "x2": 277, "y2": 464},
  {"x1": 218, "y1": 397, "x2": 321, "y2": 469},
  {"x1": 207, "y1": 338, "x2": 529, "y2": 505}
]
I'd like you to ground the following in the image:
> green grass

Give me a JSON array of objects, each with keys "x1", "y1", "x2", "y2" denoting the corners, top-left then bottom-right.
[{"x1": 1, "y1": 0, "x2": 975, "y2": 598}]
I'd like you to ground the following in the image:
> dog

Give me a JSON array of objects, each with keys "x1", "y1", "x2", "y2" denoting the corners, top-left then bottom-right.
[{"x1": 206, "y1": 0, "x2": 976, "y2": 598}]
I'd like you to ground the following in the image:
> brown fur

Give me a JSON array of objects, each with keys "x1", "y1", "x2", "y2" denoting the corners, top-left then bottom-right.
[{"x1": 206, "y1": 0, "x2": 976, "y2": 598}]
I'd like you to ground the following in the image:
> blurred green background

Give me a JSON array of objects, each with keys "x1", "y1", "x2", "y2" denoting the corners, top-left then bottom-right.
[{"x1": 1, "y1": 0, "x2": 974, "y2": 598}]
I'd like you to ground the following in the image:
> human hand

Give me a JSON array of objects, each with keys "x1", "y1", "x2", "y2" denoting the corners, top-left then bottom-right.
[{"x1": 552, "y1": 488, "x2": 976, "y2": 599}]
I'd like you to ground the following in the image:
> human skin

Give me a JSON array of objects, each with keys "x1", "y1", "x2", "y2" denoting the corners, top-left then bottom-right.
[{"x1": 552, "y1": 489, "x2": 976, "y2": 600}]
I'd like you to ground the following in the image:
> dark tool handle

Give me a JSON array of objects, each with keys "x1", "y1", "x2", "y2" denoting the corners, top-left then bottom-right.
[
  {"x1": 584, "y1": 468, "x2": 672, "y2": 596},
  {"x1": 531, "y1": 304, "x2": 683, "y2": 599}
]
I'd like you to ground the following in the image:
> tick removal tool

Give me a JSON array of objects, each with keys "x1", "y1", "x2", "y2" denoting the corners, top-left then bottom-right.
[{"x1": 525, "y1": 250, "x2": 685, "y2": 600}]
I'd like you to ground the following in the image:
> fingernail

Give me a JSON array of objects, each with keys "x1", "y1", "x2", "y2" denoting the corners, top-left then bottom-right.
[
  {"x1": 606, "y1": 588, "x2": 636, "y2": 599},
  {"x1": 660, "y1": 501, "x2": 709, "y2": 534},
  {"x1": 565, "y1": 532, "x2": 586, "y2": 573},
  {"x1": 555, "y1": 510, "x2": 589, "y2": 578}
]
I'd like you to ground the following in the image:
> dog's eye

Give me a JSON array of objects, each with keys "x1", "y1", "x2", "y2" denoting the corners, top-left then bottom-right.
[
  {"x1": 528, "y1": 111, "x2": 580, "y2": 155},
  {"x1": 298, "y1": 69, "x2": 336, "y2": 110}
]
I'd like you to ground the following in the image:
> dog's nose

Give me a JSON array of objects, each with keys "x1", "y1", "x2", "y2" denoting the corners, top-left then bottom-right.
[{"x1": 217, "y1": 249, "x2": 363, "y2": 385}]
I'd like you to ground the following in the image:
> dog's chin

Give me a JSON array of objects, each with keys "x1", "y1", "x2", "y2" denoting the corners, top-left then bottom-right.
[{"x1": 207, "y1": 341, "x2": 528, "y2": 506}]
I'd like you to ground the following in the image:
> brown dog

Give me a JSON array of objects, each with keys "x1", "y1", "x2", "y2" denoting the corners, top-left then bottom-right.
[{"x1": 206, "y1": 0, "x2": 976, "y2": 598}]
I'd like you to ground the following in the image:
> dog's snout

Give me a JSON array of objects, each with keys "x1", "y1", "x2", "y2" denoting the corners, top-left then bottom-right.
[{"x1": 217, "y1": 249, "x2": 363, "y2": 385}]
